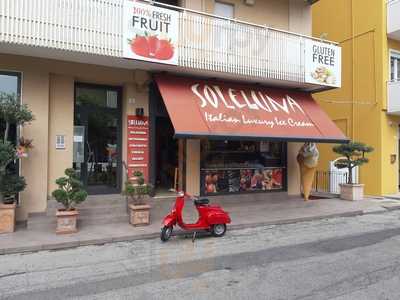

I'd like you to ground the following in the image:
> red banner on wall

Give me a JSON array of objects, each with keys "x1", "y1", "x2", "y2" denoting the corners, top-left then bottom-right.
[{"x1": 127, "y1": 115, "x2": 149, "y2": 182}]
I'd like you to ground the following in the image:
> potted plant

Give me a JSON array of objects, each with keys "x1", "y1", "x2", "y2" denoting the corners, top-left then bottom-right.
[
  {"x1": 130, "y1": 170, "x2": 143, "y2": 184},
  {"x1": 16, "y1": 137, "x2": 33, "y2": 158},
  {"x1": 124, "y1": 171, "x2": 152, "y2": 226},
  {"x1": 0, "y1": 93, "x2": 34, "y2": 234},
  {"x1": 333, "y1": 142, "x2": 374, "y2": 200},
  {"x1": 52, "y1": 168, "x2": 88, "y2": 234}
]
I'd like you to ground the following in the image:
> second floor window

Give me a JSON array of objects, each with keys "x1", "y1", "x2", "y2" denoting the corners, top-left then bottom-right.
[
  {"x1": 214, "y1": 1, "x2": 234, "y2": 18},
  {"x1": 390, "y1": 51, "x2": 400, "y2": 82}
]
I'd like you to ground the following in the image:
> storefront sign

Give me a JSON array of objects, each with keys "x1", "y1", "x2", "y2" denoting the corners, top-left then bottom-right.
[
  {"x1": 155, "y1": 75, "x2": 348, "y2": 143},
  {"x1": 127, "y1": 115, "x2": 149, "y2": 181},
  {"x1": 123, "y1": 0, "x2": 179, "y2": 65},
  {"x1": 305, "y1": 40, "x2": 341, "y2": 87}
]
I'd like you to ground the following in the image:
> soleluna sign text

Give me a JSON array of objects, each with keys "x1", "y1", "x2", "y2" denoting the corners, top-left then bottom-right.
[{"x1": 191, "y1": 84, "x2": 305, "y2": 115}]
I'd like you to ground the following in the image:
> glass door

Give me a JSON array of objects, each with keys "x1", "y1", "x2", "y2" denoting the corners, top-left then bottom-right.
[{"x1": 73, "y1": 83, "x2": 122, "y2": 194}]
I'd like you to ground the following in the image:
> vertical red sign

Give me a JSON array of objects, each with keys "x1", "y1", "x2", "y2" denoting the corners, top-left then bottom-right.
[{"x1": 127, "y1": 115, "x2": 149, "y2": 182}]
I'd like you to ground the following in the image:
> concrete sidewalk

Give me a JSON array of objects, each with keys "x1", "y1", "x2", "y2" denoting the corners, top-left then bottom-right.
[{"x1": 0, "y1": 194, "x2": 399, "y2": 255}]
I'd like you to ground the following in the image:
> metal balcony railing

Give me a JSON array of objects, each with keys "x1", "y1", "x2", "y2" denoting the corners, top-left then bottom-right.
[
  {"x1": 178, "y1": 11, "x2": 306, "y2": 83},
  {"x1": 387, "y1": 80, "x2": 400, "y2": 115},
  {"x1": 388, "y1": 0, "x2": 400, "y2": 40},
  {"x1": 0, "y1": 0, "x2": 123, "y2": 56},
  {"x1": 0, "y1": 0, "x2": 339, "y2": 86}
]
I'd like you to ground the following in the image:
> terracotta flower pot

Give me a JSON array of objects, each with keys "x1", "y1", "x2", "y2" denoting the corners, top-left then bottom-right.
[
  {"x1": 129, "y1": 204, "x2": 151, "y2": 226},
  {"x1": 0, "y1": 203, "x2": 16, "y2": 234},
  {"x1": 339, "y1": 184, "x2": 364, "y2": 201},
  {"x1": 56, "y1": 209, "x2": 79, "y2": 234},
  {"x1": 17, "y1": 146, "x2": 29, "y2": 158}
]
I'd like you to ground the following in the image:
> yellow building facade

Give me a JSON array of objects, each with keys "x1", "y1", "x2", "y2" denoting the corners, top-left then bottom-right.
[{"x1": 312, "y1": 0, "x2": 400, "y2": 196}]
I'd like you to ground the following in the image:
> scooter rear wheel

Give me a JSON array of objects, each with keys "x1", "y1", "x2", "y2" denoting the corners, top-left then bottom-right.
[
  {"x1": 161, "y1": 226, "x2": 173, "y2": 242},
  {"x1": 211, "y1": 224, "x2": 227, "y2": 237}
]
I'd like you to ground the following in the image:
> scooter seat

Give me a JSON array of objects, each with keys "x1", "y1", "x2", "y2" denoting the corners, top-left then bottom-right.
[{"x1": 194, "y1": 198, "x2": 210, "y2": 206}]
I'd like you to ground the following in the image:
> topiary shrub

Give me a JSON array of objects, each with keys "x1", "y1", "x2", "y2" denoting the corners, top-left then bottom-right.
[
  {"x1": 333, "y1": 142, "x2": 374, "y2": 184},
  {"x1": 52, "y1": 168, "x2": 88, "y2": 210},
  {"x1": 0, "y1": 93, "x2": 34, "y2": 204},
  {"x1": 124, "y1": 171, "x2": 152, "y2": 205}
]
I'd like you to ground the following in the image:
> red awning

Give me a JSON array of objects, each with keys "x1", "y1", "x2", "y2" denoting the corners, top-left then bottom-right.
[{"x1": 155, "y1": 75, "x2": 348, "y2": 143}]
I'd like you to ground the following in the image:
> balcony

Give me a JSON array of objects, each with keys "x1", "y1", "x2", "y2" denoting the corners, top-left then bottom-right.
[
  {"x1": 388, "y1": 0, "x2": 400, "y2": 40},
  {"x1": 0, "y1": 0, "x2": 340, "y2": 91},
  {"x1": 388, "y1": 80, "x2": 400, "y2": 115}
]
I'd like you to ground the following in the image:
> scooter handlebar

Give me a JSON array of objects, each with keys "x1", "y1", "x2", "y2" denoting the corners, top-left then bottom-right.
[{"x1": 177, "y1": 191, "x2": 198, "y2": 201}]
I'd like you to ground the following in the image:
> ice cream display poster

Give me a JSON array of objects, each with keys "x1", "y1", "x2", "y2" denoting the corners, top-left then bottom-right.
[
  {"x1": 305, "y1": 40, "x2": 341, "y2": 88},
  {"x1": 123, "y1": 0, "x2": 179, "y2": 65}
]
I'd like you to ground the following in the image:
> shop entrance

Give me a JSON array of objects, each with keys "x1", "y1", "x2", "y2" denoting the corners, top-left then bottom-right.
[
  {"x1": 73, "y1": 83, "x2": 122, "y2": 194},
  {"x1": 155, "y1": 117, "x2": 178, "y2": 194},
  {"x1": 149, "y1": 82, "x2": 179, "y2": 196}
]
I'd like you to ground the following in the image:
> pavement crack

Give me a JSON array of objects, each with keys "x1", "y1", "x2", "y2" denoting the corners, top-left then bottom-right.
[{"x1": 0, "y1": 271, "x2": 26, "y2": 279}]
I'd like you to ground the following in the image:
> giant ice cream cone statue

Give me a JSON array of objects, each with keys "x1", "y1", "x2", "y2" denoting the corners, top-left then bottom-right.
[{"x1": 297, "y1": 143, "x2": 319, "y2": 201}]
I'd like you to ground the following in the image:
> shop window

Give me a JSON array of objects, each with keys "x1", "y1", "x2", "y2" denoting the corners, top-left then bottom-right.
[
  {"x1": 0, "y1": 71, "x2": 20, "y2": 144},
  {"x1": 201, "y1": 140, "x2": 286, "y2": 195},
  {"x1": 390, "y1": 51, "x2": 400, "y2": 82},
  {"x1": 0, "y1": 71, "x2": 21, "y2": 200},
  {"x1": 76, "y1": 87, "x2": 119, "y2": 109}
]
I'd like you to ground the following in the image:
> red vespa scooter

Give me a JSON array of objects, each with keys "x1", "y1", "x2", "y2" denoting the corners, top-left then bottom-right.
[{"x1": 160, "y1": 192, "x2": 231, "y2": 242}]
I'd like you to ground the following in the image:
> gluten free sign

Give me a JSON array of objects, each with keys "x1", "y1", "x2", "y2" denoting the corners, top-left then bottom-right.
[
  {"x1": 305, "y1": 40, "x2": 341, "y2": 87},
  {"x1": 312, "y1": 45, "x2": 336, "y2": 66}
]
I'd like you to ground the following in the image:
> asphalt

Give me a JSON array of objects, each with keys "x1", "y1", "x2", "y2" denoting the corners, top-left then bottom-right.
[{"x1": 1, "y1": 194, "x2": 396, "y2": 255}]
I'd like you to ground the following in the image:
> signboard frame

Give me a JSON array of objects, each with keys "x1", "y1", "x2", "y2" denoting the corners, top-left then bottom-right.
[
  {"x1": 123, "y1": 0, "x2": 179, "y2": 65},
  {"x1": 127, "y1": 115, "x2": 149, "y2": 182},
  {"x1": 304, "y1": 40, "x2": 342, "y2": 88}
]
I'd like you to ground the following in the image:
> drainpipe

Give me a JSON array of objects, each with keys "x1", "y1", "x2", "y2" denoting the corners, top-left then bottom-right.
[{"x1": 351, "y1": 0, "x2": 356, "y2": 140}]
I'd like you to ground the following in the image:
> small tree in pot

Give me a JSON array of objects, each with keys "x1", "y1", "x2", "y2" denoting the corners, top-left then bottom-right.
[
  {"x1": 333, "y1": 142, "x2": 374, "y2": 200},
  {"x1": 0, "y1": 93, "x2": 33, "y2": 234},
  {"x1": 124, "y1": 171, "x2": 152, "y2": 226},
  {"x1": 52, "y1": 168, "x2": 88, "y2": 234}
]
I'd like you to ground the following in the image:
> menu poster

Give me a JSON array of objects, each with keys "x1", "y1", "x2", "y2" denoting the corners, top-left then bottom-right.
[
  {"x1": 227, "y1": 170, "x2": 240, "y2": 192},
  {"x1": 127, "y1": 115, "x2": 149, "y2": 182},
  {"x1": 203, "y1": 168, "x2": 283, "y2": 195}
]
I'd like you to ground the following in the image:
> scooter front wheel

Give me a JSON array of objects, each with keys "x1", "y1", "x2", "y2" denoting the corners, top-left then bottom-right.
[
  {"x1": 161, "y1": 226, "x2": 173, "y2": 242},
  {"x1": 211, "y1": 224, "x2": 227, "y2": 237}
]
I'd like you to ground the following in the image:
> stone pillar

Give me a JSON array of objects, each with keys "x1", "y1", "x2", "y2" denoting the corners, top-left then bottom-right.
[
  {"x1": 186, "y1": 139, "x2": 200, "y2": 196},
  {"x1": 18, "y1": 70, "x2": 50, "y2": 220},
  {"x1": 287, "y1": 142, "x2": 302, "y2": 195},
  {"x1": 47, "y1": 74, "x2": 74, "y2": 195}
]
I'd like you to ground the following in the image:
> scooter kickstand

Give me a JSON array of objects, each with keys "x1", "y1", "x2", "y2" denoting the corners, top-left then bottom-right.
[{"x1": 192, "y1": 231, "x2": 197, "y2": 243}]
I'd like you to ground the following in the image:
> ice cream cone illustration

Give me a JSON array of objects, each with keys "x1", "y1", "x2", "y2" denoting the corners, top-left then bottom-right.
[{"x1": 297, "y1": 143, "x2": 319, "y2": 201}]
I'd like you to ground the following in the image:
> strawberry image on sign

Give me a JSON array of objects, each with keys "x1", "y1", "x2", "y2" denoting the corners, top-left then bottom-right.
[
  {"x1": 130, "y1": 36, "x2": 150, "y2": 58},
  {"x1": 129, "y1": 34, "x2": 174, "y2": 61},
  {"x1": 154, "y1": 39, "x2": 174, "y2": 60},
  {"x1": 147, "y1": 35, "x2": 160, "y2": 57}
]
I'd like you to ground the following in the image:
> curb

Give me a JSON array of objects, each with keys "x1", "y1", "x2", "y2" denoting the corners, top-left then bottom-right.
[{"x1": 0, "y1": 208, "x2": 393, "y2": 256}]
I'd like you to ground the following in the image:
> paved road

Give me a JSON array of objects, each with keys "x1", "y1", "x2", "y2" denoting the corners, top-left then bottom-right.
[{"x1": 2, "y1": 211, "x2": 400, "y2": 300}]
